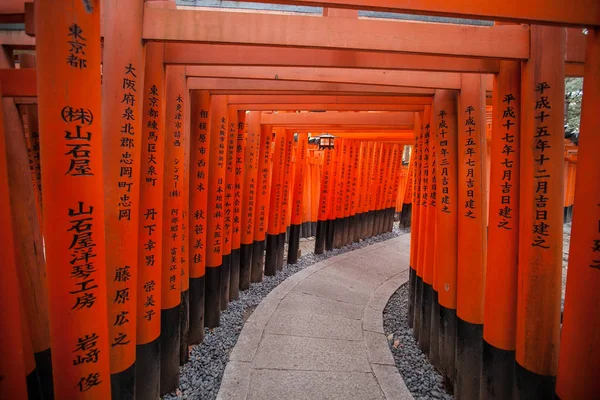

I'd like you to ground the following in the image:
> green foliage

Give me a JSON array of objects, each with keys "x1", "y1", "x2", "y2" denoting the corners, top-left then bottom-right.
[{"x1": 565, "y1": 77, "x2": 583, "y2": 142}]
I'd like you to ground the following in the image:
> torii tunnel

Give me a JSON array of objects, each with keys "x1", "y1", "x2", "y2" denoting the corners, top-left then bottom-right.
[{"x1": 0, "y1": 0, "x2": 598, "y2": 399}]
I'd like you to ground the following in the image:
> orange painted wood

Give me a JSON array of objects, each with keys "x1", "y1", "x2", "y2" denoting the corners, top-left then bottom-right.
[
  {"x1": 431, "y1": 92, "x2": 458, "y2": 309},
  {"x1": 162, "y1": 66, "x2": 186, "y2": 309},
  {"x1": 421, "y1": 109, "x2": 437, "y2": 286},
  {"x1": 261, "y1": 112, "x2": 414, "y2": 127},
  {"x1": 231, "y1": 0, "x2": 600, "y2": 27},
  {"x1": 165, "y1": 43, "x2": 501, "y2": 73},
  {"x1": 143, "y1": 8, "x2": 530, "y2": 59},
  {"x1": 267, "y1": 128, "x2": 287, "y2": 236},
  {"x1": 415, "y1": 109, "x2": 430, "y2": 279},
  {"x1": 36, "y1": 0, "x2": 112, "y2": 396},
  {"x1": 0, "y1": 68, "x2": 36, "y2": 96},
  {"x1": 186, "y1": 66, "x2": 463, "y2": 90},
  {"x1": 189, "y1": 90, "x2": 211, "y2": 279},
  {"x1": 232, "y1": 103, "x2": 425, "y2": 112},
  {"x1": 232, "y1": 111, "x2": 247, "y2": 251},
  {"x1": 228, "y1": 95, "x2": 433, "y2": 105},
  {"x1": 223, "y1": 107, "x2": 238, "y2": 257},
  {"x1": 456, "y1": 74, "x2": 487, "y2": 325},
  {"x1": 206, "y1": 95, "x2": 228, "y2": 268},
  {"x1": 254, "y1": 124, "x2": 274, "y2": 242},
  {"x1": 410, "y1": 113, "x2": 422, "y2": 271},
  {"x1": 102, "y1": 0, "x2": 145, "y2": 371},
  {"x1": 318, "y1": 146, "x2": 334, "y2": 222},
  {"x1": 181, "y1": 88, "x2": 191, "y2": 294},
  {"x1": 187, "y1": 77, "x2": 435, "y2": 95},
  {"x1": 0, "y1": 84, "x2": 28, "y2": 398},
  {"x1": 292, "y1": 133, "x2": 308, "y2": 225},
  {"x1": 516, "y1": 25, "x2": 565, "y2": 377},
  {"x1": 240, "y1": 112, "x2": 261, "y2": 246},
  {"x1": 280, "y1": 130, "x2": 295, "y2": 233},
  {"x1": 556, "y1": 26, "x2": 600, "y2": 400},
  {"x1": 137, "y1": 42, "x2": 165, "y2": 344},
  {"x1": 483, "y1": 61, "x2": 521, "y2": 351}
]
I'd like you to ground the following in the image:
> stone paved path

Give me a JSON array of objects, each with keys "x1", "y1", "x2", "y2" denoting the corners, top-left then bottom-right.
[{"x1": 217, "y1": 233, "x2": 413, "y2": 400}]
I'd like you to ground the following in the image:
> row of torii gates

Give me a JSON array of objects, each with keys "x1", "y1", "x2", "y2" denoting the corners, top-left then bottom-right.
[{"x1": 0, "y1": 1, "x2": 598, "y2": 400}]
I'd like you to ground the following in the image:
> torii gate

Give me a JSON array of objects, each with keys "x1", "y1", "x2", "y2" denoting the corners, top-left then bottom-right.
[{"x1": 0, "y1": 1, "x2": 597, "y2": 400}]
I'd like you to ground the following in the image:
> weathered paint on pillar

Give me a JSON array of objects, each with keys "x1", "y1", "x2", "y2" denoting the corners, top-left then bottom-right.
[
  {"x1": 482, "y1": 60, "x2": 521, "y2": 399},
  {"x1": 556, "y1": 26, "x2": 600, "y2": 400},
  {"x1": 265, "y1": 128, "x2": 286, "y2": 276},
  {"x1": 188, "y1": 90, "x2": 211, "y2": 345},
  {"x1": 456, "y1": 73, "x2": 487, "y2": 400},
  {"x1": 230, "y1": 111, "x2": 246, "y2": 298},
  {"x1": 278, "y1": 130, "x2": 295, "y2": 267},
  {"x1": 205, "y1": 95, "x2": 228, "y2": 327},
  {"x1": 516, "y1": 25, "x2": 565, "y2": 397},
  {"x1": 136, "y1": 41, "x2": 165, "y2": 400},
  {"x1": 36, "y1": 0, "x2": 112, "y2": 397}
]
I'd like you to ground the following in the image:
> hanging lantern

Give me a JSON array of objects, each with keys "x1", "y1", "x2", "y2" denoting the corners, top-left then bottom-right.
[{"x1": 318, "y1": 133, "x2": 335, "y2": 149}]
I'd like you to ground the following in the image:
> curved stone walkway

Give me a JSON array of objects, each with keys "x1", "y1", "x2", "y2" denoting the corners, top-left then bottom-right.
[{"x1": 217, "y1": 233, "x2": 413, "y2": 400}]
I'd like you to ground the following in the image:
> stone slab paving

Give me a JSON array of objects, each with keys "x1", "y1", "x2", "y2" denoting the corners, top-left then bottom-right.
[{"x1": 218, "y1": 234, "x2": 413, "y2": 400}]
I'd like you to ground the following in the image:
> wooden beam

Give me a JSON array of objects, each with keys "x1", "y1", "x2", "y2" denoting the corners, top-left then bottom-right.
[
  {"x1": 0, "y1": 68, "x2": 36, "y2": 97},
  {"x1": 210, "y1": 90, "x2": 432, "y2": 96},
  {"x1": 185, "y1": 66, "x2": 464, "y2": 90},
  {"x1": 233, "y1": 103, "x2": 425, "y2": 111},
  {"x1": 143, "y1": 8, "x2": 530, "y2": 59},
  {"x1": 230, "y1": 0, "x2": 600, "y2": 27},
  {"x1": 226, "y1": 95, "x2": 433, "y2": 104},
  {"x1": 165, "y1": 43, "x2": 501, "y2": 73},
  {"x1": 187, "y1": 77, "x2": 436, "y2": 95},
  {"x1": 260, "y1": 111, "x2": 414, "y2": 127},
  {"x1": 0, "y1": 30, "x2": 35, "y2": 46}
]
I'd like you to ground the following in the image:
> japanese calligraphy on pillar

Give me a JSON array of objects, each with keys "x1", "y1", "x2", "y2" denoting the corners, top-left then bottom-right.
[
  {"x1": 224, "y1": 116, "x2": 237, "y2": 251},
  {"x1": 67, "y1": 23, "x2": 87, "y2": 69},
  {"x1": 319, "y1": 148, "x2": 332, "y2": 218},
  {"x1": 498, "y1": 92, "x2": 518, "y2": 230},
  {"x1": 438, "y1": 111, "x2": 451, "y2": 214},
  {"x1": 531, "y1": 82, "x2": 553, "y2": 248},
  {"x1": 256, "y1": 130, "x2": 272, "y2": 236},
  {"x1": 191, "y1": 106, "x2": 209, "y2": 272},
  {"x1": 463, "y1": 105, "x2": 477, "y2": 218},
  {"x1": 422, "y1": 123, "x2": 430, "y2": 209},
  {"x1": 280, "y1": 132, "x2": 294, "y2": 232},
  {"x1": 168, "y1": 94, "x2": 184, "y2": 292},
  {"x1": 233, "y1": 115, "x2": 246, "y2": 246}
]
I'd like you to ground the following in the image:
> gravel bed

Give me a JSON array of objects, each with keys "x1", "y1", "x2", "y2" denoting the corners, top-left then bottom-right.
[
  {"x1": 383, "y1": 285, "x2": 453, "y2": 400},
  {"x1": 164, "y1": 222, "x2": 406, "y2": 400}
]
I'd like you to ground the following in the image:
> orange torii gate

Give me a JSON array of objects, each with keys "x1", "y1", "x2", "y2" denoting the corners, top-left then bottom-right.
[{"x1": 1, "y1": 1, "x2": 600, "y2": 399}]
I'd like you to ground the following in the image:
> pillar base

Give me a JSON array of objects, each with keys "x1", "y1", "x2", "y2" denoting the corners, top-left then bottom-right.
[
  {"x1": 111, "y1": 362, "x2": 135, "y2": 400},
  {"x1": 315, "y1": 220, "x2": 327, "y2": 254},
  {"x1": 205, "y1": 266, "x2": 221, "y2": 328},
  {"x1": 136, "y1": 338, "x2": 160, "y2": 400},
  {"x1": 26, "y1": 367, "x2": 42, "y2": 400},
  {"x1": 239, "y1": 243, "x2": 253, "y2": 291},
  {"x1": 515, "y1": 361, "x2": 555, "y2": 400},
  {"x1": 265, "y1": 233, "x2": 279, "y2": 275},
  {"x1": 230, "y1": 248, "x2": 240, "y2": 301},
  {"x1": 251, "y1": 240, "x2": 265, "y2": 283},
  {"x1": 287, "y1": 224, "x2": 301, "y2": 264},
  {"x1": 455, "y1": 318, "x2": 483, "y2": 400},
  {"x1": 220, "y1": 254, "x2": 231, "y2": 311},
  {"x1": 413, "y1": 275, "x2": 423, "y2": 341},
  {"x1": 325, "y1": 219, "x2": 334, "y2": 251},
  {"x1": 481, "y1": 340, "x2": 515, "y2": 400},
  {"x1": 179, "y1": 289, "x2": 189, "y2": 365},
  {"x1": 439, "y1": 305, "x2": 457, "y2": 393},
  {"x1": 277, "y1": 232, "x2": 286, "y2": 270},
  {"x1": 408, "y1": 268, "x2": 416, "y2": 328},
  {"x1": 160, "y1": 305, "x2": 181, "y2": 395},
  {"x1": 33, "y1": 348, "x2": 53, "y2": 400},
  {"x1": 188, "y1": 276, "x2": 205, "y2": 344},
  {"x1": 419, "y1": 282, "x2": 433, "y2": 354},
  {"x1": 430, "y1": 290, "x2": 441, "y2": 370}
]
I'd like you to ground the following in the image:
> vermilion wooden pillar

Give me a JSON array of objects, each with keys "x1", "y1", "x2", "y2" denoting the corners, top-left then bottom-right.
[
  {"x1": 231, "y1": 111, "x2": 247, "y2": 294},
  {"x1": 414, "y1": 108, "x2": 429, "y2": 341},
  {"x1": 432, "y1": 90, "x2": 459, "y2": 388},
  {"x1": 289, "y1": 133, "x2": 308, "y2": 263},
  {"x1": 205, "y1": 95, "x2": 228, "y2": 327},
  {"x1": 240, "y1": 112, "x2": 260, "y2": 287},
  {"x1": 516, "y1": 25, "x2": 565, "y2": 398},
  {"x1": 266, "y1": 128, "x2": 286, "y2": 276},
  {"x1": 556, "y1": 26, "x2": 600, "y2": 400},
  {"x1": 278, "y1": 131, "x2": 295, "y2": 268},
  {"x1": 36, "y1": 1, "x2": 112, "y2": 397},
  {"x1": 136, "y1": 41, "x2": 165, "y2": 400},
  {"x1": 315, "y1": 143, "x2": 333, "y2": 254},
  {"x1": 421, "y1": 110, "x2": 437, "y2": 355},
  {"x1": 180, "y1": 86, "x2": 191, "y2": 365},
  {"x1": 102, "y1": 0, "x2": 145, "y2": 394},
  {"x1": 327, "y1": 140, "x2": 341, "y2": 248},
  {"x1": 0, "y1": 87, "x2": 29, "y2": 399},
  {"x1": 333, "y1": 138, "x2": 346, "y2": 247},
  {"x1": 188, "y1": 90, "x2": 211, "y2": 344},
  {"x1": 252, "y1": 124, "x2": 273, "y2": 282},
  {"x1": 456, "y1": 74, "x2": 487, "y2": 400},
  {"x1": 220, "y1": 107, "x2": 237, "y2": 310},
  {"x1": 408, "y1": 112, "x2": 422, "y2": 330},
  {"x1": 160, "y1": 65, "x2": 186, "y2": 395},
  {"x1": 481, "y1": 61, "x2": 521, "y2": 399}
]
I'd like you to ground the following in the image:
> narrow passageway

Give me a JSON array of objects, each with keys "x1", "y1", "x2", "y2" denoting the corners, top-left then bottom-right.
[{"x1": 218, "y1": 234, "x2": 412, "y2": 400}]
